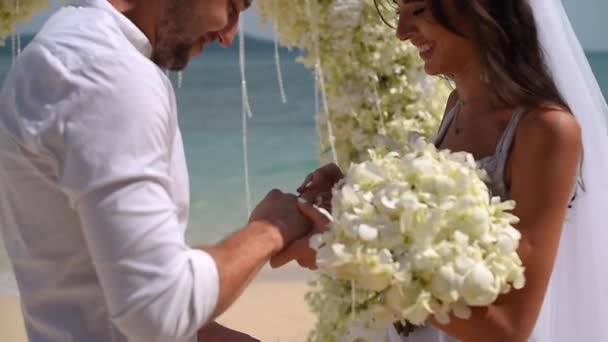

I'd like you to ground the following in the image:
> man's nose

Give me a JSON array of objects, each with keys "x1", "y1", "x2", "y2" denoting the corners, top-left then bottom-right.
[{"x1": 218, "y1": 19, "x2": 239, "y2": 47}]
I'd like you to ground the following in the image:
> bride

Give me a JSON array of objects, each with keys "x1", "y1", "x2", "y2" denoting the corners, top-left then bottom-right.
[{"x1": 274, "y1": 0, "x2": 608, "y2": 341}]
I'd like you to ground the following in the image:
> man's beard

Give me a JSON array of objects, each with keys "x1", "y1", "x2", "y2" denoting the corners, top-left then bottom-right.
[
  {"x1": 151, "y1": 3, "x2": 197, "y2": 71},
  {"x1": 151, "y1": 40, "x2": 192, "y2": 71}
]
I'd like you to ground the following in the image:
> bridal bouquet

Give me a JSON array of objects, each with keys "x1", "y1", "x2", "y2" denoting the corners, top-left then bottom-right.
[
  {"x1": 0, "y1": 0, "x2": 49, "y2": 43},
  {"x1": 306, "y1": 138, "x2": 526, "y2": 342}
]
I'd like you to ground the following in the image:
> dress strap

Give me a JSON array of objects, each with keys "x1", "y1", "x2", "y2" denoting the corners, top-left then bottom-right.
[
  {"x1": 434, "y1": 101, "x2": 461, "y2": 147},
  {"x1": 493, "y1": 108, "x2": 526, "y2": 192}
]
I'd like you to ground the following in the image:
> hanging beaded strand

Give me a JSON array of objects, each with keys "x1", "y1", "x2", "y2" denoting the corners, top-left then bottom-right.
[
  {"x1": 272, "y1": 0, "x2": 287, "y2": 104},
  {"x1": 238, "y1": 17, "x2": 253, "y2": 215},
  {"x1": 16, "y1": 0, "x2": 21, "y2": 55},
  {"x1": 11, "y1": 0, "x2": 20, "y2": 64},
  {"x1": 11, "y1": 30, "x2": 17, "y2": 65},
  {"x1": 177, "y1": 71, "x2": 183, "y2": 89}
]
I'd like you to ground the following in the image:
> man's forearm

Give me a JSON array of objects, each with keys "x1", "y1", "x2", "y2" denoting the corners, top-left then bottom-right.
[{"x1": 201, "y1": 221, "x2": 282, "y2": 318}]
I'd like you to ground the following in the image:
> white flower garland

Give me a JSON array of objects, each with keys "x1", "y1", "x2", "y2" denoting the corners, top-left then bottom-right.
[
  {"x1": 0, "y1": 0, "x2": 49, "y2": 45},
  {"x1": 257, "y1": 0, "x2": 451, "y2": 169}
]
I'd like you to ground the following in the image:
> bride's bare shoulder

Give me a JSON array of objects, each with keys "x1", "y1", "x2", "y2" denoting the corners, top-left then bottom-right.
[
  {"x1": 511, "y1": 103, "x2": 581, "y2": 175},
  {"x1": 519, "y1": 103, "x2": 581, "y2": 148}
]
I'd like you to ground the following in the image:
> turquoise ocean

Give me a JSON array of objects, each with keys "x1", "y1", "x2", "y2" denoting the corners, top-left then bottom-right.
[{"x1": 0, "y1": 35, "x2": 607, "y2": 281}]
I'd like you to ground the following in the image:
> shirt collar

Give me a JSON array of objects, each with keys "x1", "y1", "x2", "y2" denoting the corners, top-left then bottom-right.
[{"x1": 63, "y1": 0, "x2": 153, "y2": 58}]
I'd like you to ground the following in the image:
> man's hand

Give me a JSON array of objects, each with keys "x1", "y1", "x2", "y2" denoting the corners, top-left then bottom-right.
[
  {"x1": 204, "y1": 190, "x2": 313, "y2": 318},
  {"x1": 297, "y1": 163, "x2": 344, "y2": 210},
  {"x1": 198, "y1": 322, "x2": 260, "y2": 342},
  {"x1": 249, "y1": 190, "x2": 313, "y2": 253},
  {"x1": 269, "y1": 200, "x2": 332, "y2": 269}
]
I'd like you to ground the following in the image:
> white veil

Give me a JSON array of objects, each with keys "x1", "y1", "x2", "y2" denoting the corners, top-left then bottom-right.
[{"x1": 530, "y1": 0, "x2": 608, "y2": 341}]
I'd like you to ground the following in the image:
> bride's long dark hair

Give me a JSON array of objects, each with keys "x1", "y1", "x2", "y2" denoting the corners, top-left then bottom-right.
[{"x1": 375, "y1": 0, "x2": 569, "y2": 111}]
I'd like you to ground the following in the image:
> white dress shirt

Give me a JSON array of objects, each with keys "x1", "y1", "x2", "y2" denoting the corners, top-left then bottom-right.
[{"x1": 0, "y1": 1, "x2": 219, "y2": 341}]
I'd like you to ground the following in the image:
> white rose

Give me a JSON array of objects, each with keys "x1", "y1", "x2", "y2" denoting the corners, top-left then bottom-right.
[{"x1": 462, "y1": 263, "x2": 500, "y2": 306}]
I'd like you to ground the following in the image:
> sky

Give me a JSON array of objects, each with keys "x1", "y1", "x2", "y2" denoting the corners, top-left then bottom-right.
[{"x1": 18, "y1": 0, "x2": 608, "y2": 52}]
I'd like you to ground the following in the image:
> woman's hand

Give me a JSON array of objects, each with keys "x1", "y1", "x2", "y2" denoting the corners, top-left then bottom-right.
[{"x1": 297, "y1": 163, "x2": 344, "y2": 211}]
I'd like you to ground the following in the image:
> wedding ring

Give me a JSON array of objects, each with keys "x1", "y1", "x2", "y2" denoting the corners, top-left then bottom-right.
[{"x1": 315, "y1": 195, "x2": 323, "y2": 206}]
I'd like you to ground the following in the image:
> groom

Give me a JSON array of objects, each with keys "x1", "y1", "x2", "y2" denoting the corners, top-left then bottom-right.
[{"x1": 0, "y1": 0, "x2": 314, "y2": 341}]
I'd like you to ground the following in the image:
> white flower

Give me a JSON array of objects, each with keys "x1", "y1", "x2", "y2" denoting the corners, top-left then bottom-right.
[
  {"x1": 462, "y1": 263, "x2": 501, "y2": 306},
  {"x1": 356, "y1": 224, "x2": 379, "y2": 241},
  {"x1": 430, "y1": 264, "x2": 462, "y2": 302},
  {"x1": 348, "y1": 163, "x2": 384, "y2": 186},
  {"x1": 328, "y1": 0, "x2": 364, "y2": 32},
  {"x1": 496, "y1": 226, "x2": 522, "y2": 254}
]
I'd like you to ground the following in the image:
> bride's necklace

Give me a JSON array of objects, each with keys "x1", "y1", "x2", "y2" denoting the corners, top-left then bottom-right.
[{"x1": 454, "y1": 98, "x2": 494, "y2": 135}]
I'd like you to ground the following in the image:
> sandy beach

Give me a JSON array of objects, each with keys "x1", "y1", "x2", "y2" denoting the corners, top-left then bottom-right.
[
  {"x1": 0, "y1": 295, "x2": 27, "y2": 342},
  {"x1": 217, "y1": 265, "x2": 317, "y2": 341},
  {"x1": 0, "y1": 264, "x2": 317, "y2": 342}
]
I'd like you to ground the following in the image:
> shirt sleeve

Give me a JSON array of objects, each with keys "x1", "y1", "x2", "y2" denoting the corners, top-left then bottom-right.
[{"x1": 58, "y1": 56, "x2": 219, "y2": 342}]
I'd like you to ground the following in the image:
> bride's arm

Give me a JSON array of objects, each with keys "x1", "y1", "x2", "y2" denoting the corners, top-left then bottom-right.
[{"x1": 432, "y1": 108, "x2": 582, "y2": 342}]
